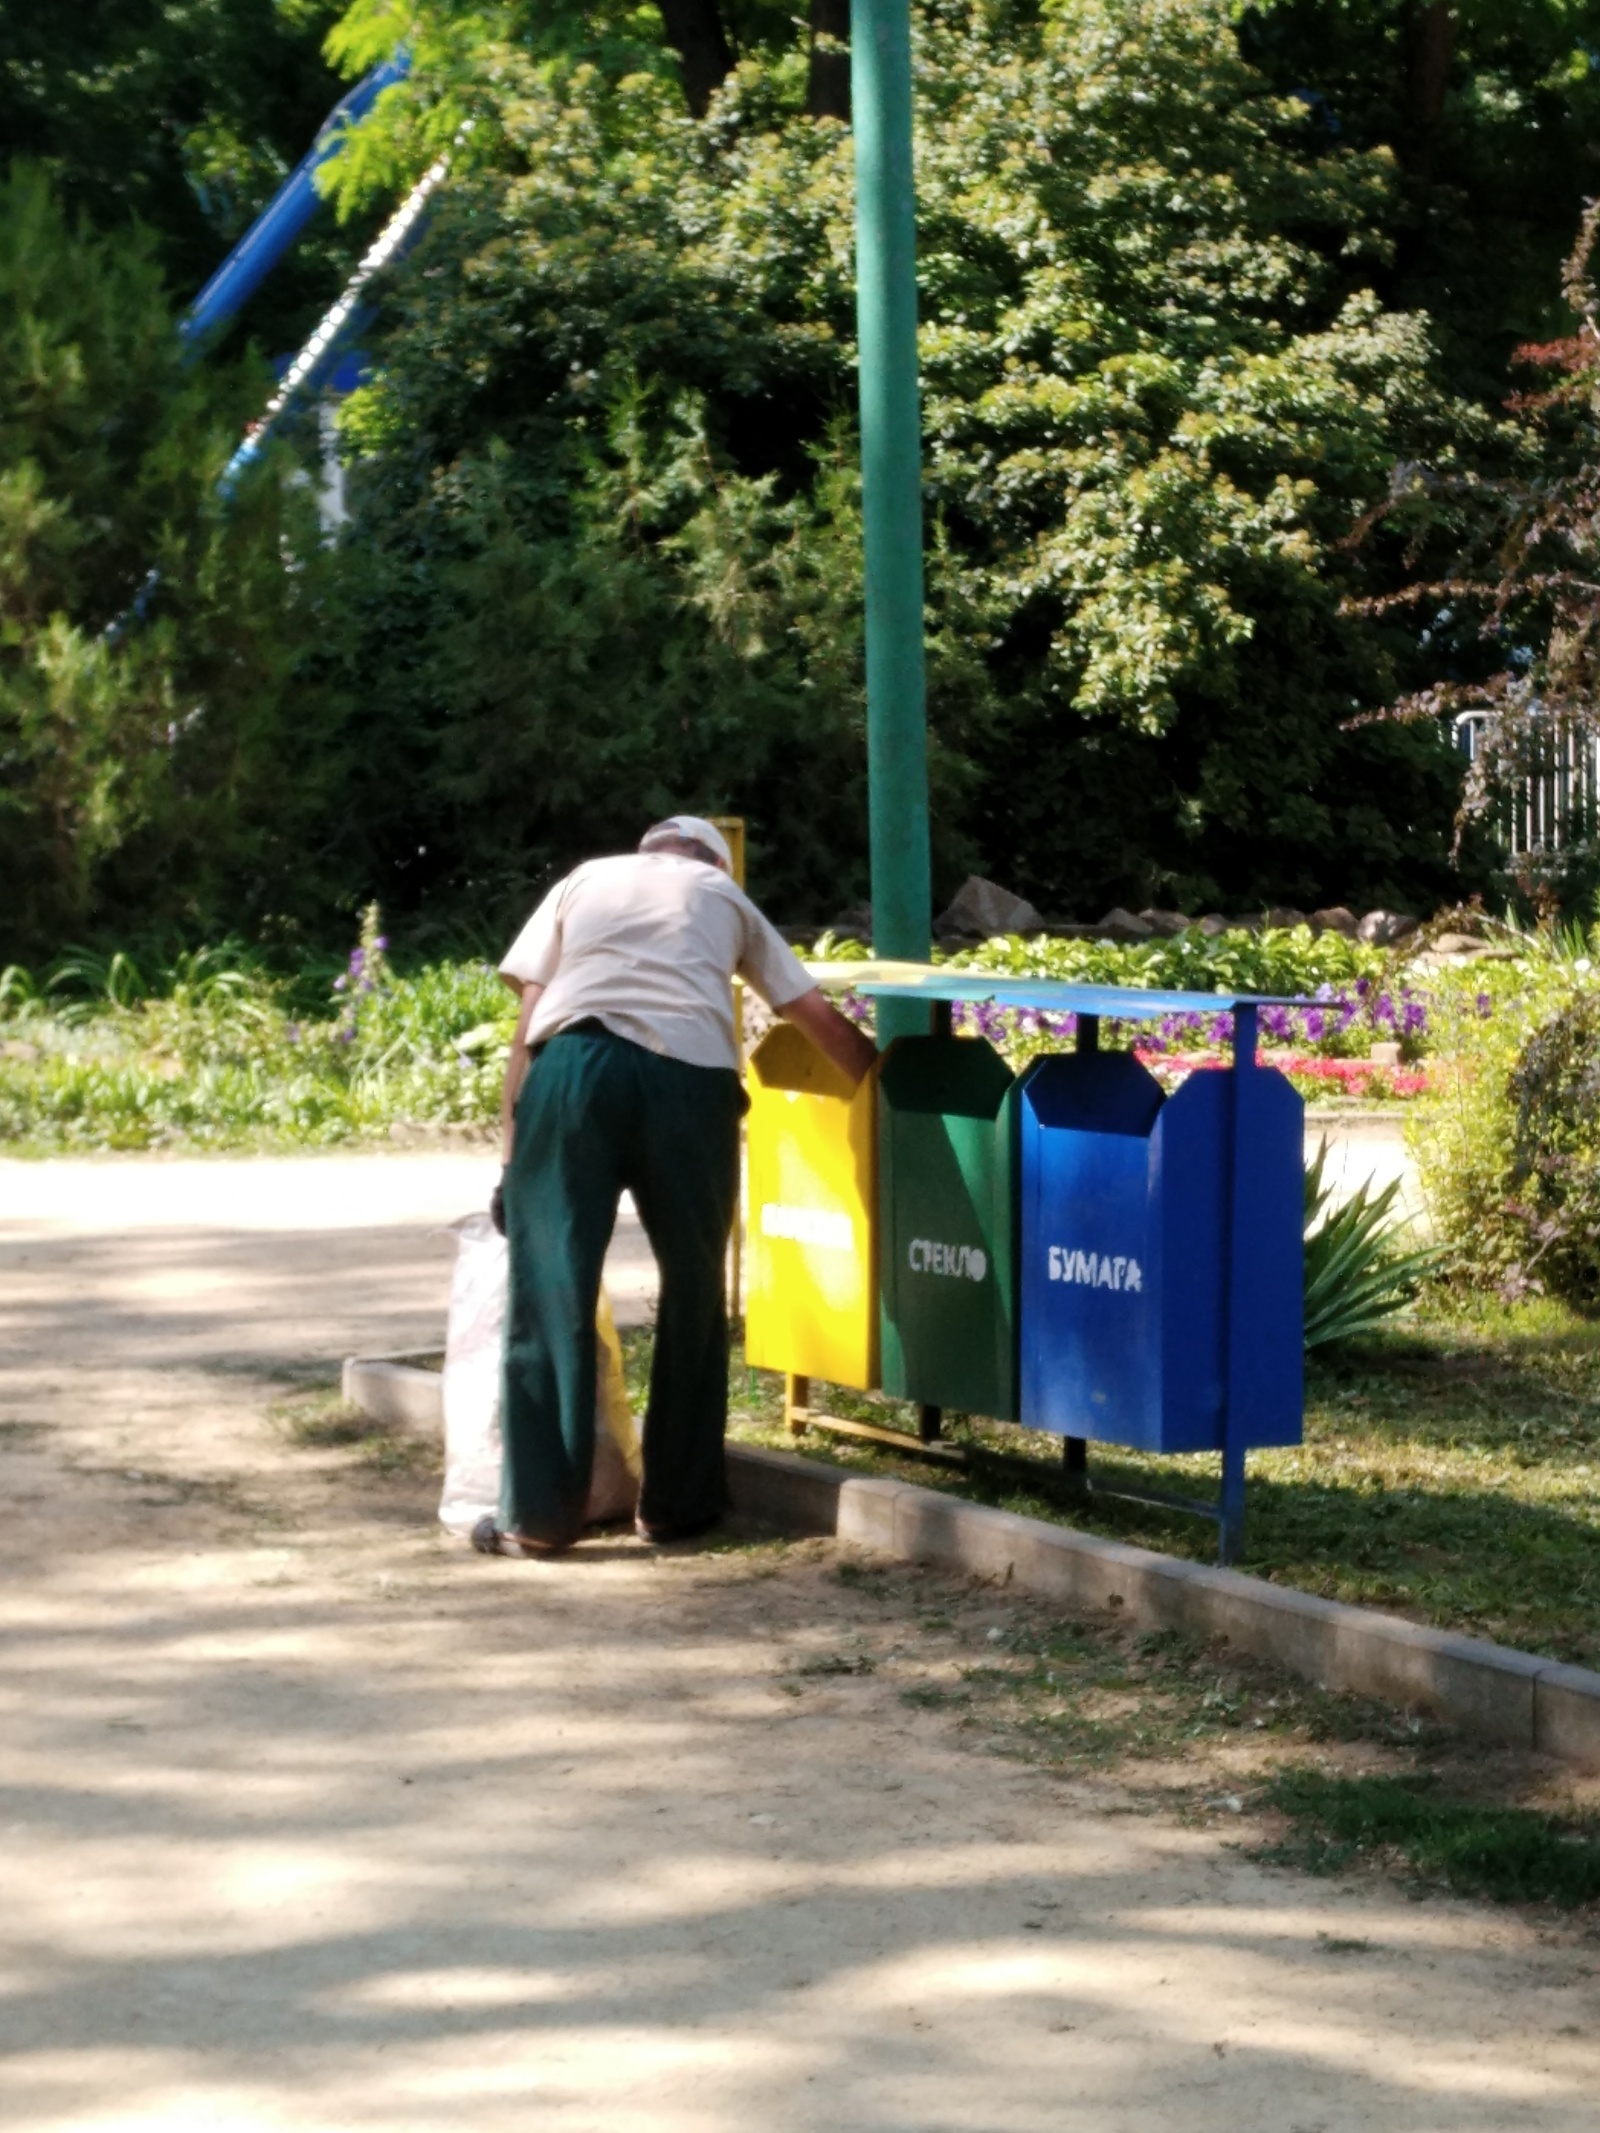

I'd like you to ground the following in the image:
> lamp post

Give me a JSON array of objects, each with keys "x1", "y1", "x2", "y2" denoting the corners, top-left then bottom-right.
[{"x1": 852, "y1": 0, "x2": 932, "y2": 1038}]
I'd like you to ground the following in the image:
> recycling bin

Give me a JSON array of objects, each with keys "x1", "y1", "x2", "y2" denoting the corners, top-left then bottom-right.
[
  {"x1": 1018, "y1": 1048, "x2": 1303, "y2": 1452},
  {"x1": 878, "y1": 1034, "x2": 1018, "y2": 1418},
  {"x1": 744, "y1": 1022, "x2": 879, "y2": 1390}
]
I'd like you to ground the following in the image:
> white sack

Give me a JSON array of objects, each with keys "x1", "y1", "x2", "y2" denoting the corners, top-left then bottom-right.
[{"x1": 440, "y1": 1213, "x2": 641, "y2": 1536}]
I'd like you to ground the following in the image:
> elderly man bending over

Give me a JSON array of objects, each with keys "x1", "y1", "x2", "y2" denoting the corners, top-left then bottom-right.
[{"x1": 482, "y1": 816, "x2": 876, "y2": 1556}]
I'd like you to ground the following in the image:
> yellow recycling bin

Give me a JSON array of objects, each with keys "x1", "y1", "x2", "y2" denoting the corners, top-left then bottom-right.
[{"x1": 744, "y1": 1024, "x2": 878, "y2": 1390}]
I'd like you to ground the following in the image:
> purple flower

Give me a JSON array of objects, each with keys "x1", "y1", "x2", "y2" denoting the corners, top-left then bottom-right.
[
  {"x1": 285, "y1": 1023, "x2": 301, "y2": 1044},
  {"x1": 1476, "y1": 993, "x2": 1494, "y2": 1018},
  {"x1": 1303, "y1": 1008, "x2": 1326, "y2": 1042},
  {"x1": 332, "y1": 975, "x2": 347, "y2": 993},
  {"x1": 1355, "y1": 976, "x2": 1371, "y2": 998},
  {"x1": 374, "y1": 936, "x2": 388, "y2": 951},
  {"x1": 1402, "y1": 1000, "x2": 1427, "y2": 1035}
]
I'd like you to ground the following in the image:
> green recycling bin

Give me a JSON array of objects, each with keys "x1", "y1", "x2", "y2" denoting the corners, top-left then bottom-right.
[{"x1": 878, "y1": 1033, "x2": 1019, "y2": 1419}]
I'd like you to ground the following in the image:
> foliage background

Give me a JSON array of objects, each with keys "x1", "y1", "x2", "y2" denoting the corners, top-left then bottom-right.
[{"x1": 6, "y1": 0, "x2": 1600, "y2": 958}]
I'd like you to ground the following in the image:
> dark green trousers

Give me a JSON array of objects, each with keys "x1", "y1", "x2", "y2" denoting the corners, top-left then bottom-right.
[{"x1": 501, "y1": 1022, "x2": 743, "y2": 1546}]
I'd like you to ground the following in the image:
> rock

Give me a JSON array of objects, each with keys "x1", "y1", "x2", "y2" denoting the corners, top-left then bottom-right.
[
  {"x1": 1261, "y1": 906, "x2": 1308, "y2": 931},
  {"x1": 1369, "y1": 1041, "x2": 1402, "y2": 1068},
  {"x1": 1310, "y1": 906, "x2": 1359, "y2": 937},
  {"x1": 1196, "y1": 914, "x2": 1232, "y2": 937},
  {"x1": 935, "y1": 875, "x2": 1043, "y2": 940},
  {"x1": 1095, "y1": 906, "x2": 1153, "y2": 942},
  {"x1": 1357, "y1": 910, "x2": 1419, "y2": 946},
  {"x1": 1138, "y1": 908, "x2": 1193, "y2": 938},
  {"x1": 1431, "y1": 931, "x2": 1491, "y2": 957},
  {"x1": 829, "y1": 903, "x2": 873, "y2": 941}
]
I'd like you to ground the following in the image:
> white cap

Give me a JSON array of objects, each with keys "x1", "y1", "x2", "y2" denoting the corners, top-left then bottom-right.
[{"x1": 640, "y1": 815, "x2": 732, "y2": 871}]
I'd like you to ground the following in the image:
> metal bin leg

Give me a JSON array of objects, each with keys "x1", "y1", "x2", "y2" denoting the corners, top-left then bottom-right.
[
  {"x1": 1219, "y1": 1437, "x2": 1246, "y2": 1565},
  {"x1": 1062, "y1": 1435, "x2": 1088, "y2": 1497},
  {"x1": 785, "y1": 1373, "x2": 811, "y2": 1437}
]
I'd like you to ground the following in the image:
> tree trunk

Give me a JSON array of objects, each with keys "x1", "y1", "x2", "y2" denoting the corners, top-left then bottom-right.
[
  {"x1": 1403, "y1": 1, "x2": 1456, "y2": 178},
  {"x1": 807, "y1": 0, "x2": 851, "y2": 122},
  {"x1": 656, "y1": 0, "x2": 734, "y2": 118}
]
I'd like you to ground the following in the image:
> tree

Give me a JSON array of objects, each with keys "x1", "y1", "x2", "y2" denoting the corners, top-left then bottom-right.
[
  {"x1": 0, "y1": 163, "x2": 329, "y2": 961},
  {"x1": 0, "y1": 1, "x2": 361, "y2": 347},
  {"x1": 1351, "y1": 204, "x2": 1600, "y2": 911},
  {"x1": 1239, "y1": 2, "x2": 1600, "y2": 404},
  {"x1": 304, "y1": 0, "x2": 1489, "y2": 926}
]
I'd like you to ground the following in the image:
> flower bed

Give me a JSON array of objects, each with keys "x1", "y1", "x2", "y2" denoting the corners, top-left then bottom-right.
[
  {"x1": 1130, "y1": 1048, "x2": 1432, "y2": 1102},
  {"x1": 834, "y1": 982, "x2": 1442, "y2": 1101},
  {"x1": 0, "y1": 920, "x2": 1531, "y2": 1152}
]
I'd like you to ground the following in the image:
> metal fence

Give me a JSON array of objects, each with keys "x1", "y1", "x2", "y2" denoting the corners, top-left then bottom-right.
[{"x1": 1453, "y1": 710, "x2": 1600, "y2": 857}]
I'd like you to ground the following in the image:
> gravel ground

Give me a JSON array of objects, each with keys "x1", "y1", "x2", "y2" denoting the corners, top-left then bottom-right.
[{"x1": 0, "y1": 1151, "x2": 1592, "y2": 2132}]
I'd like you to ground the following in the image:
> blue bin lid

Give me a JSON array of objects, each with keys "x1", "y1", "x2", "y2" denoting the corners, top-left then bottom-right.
[{"x1": 853, "y1": 973, "x2": 1312, "y2": 1021}]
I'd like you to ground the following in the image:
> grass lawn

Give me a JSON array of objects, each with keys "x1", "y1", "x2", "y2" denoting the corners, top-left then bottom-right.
[
  {"x1": 637, "y1": 1307, "x2": 1600, "y2": 1909},
  {"x1": 628, "y1": 1294, "x2": 1600, "y2": 1672}
]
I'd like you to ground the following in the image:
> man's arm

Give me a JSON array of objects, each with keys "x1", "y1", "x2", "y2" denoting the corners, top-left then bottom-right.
[
  {"x1": 499, "y1": 982, "x2": 545, "y2": 1164},
  {"x1": 776, "y1": 986, "x2": 878, "y2": 1085}
]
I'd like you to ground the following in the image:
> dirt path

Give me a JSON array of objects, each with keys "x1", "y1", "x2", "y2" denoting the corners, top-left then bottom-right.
[{"x1": 1, "y1": 1154, "x2": 1594, "y2": 2130}]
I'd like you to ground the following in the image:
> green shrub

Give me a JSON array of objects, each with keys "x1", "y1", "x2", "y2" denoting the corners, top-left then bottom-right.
[
  {"x1": 1506, "y1": 991, "x2": 1600, "y2": 1309},
  {"x1": 803, "y1": 924, "x2": 1389, "y2": 997},
  {"x1": 1407, "y1": 945, "x2": 1588, "y2": 1297},
  {"x1": 0, "y1": 922, "x2": 517, "y2": 1152},
  {"x1": 944, "y1": 926, "x2": 1387, "y2": 1000},
  {"x1": 1302, "y1": 1142, "x2": 1440, "y2": 1349}
]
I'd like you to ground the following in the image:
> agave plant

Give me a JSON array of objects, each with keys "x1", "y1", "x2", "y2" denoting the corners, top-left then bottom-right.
[{"x1": 1303, "y1": 1140, "x2": 1442, "y2": 1350}]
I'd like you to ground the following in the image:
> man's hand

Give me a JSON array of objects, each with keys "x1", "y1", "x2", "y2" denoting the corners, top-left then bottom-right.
[{"x1": 776, "y1": 986, "x2": 879, "y2": 1085}]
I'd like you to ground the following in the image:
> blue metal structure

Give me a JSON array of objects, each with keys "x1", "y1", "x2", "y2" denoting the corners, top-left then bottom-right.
[
  {"x1": 858, "y1": 976, "x2": 1308, "y2": 1560},
  {"x1": 180, "y1": 54, "x2": 410, "y2": 347},
  {"x1": 102, "y1": 51, "x2": 421, "y2": 633},
  {"x1": 217, "y1": 137, "x2": 453, "y2": 498}
]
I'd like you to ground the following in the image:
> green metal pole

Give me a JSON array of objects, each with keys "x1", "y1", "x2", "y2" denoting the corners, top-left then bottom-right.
[{"x1": 852, "y1": 0, "x2": 932, "y2": 1037}]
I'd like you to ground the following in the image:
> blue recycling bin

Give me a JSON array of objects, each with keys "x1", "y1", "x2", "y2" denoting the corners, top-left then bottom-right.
[
  {"x1": 1017, "y1": 1046, "x2": 1303, "y2": 1455},
  {"x1": 851, "y1": 976, "x2": 1311, "y2": 1560}
]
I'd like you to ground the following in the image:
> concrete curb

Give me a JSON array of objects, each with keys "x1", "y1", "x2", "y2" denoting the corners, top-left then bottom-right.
[
  {"x1": 340, "y1": 1353, "x2": 443, "y2": 1437},
  {"x1": 343, "y1": 1353, "x2": 1600, "y2": 1770}
]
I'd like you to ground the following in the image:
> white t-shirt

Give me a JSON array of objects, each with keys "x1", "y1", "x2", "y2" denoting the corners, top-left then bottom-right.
[{"x1": 499, "y1": 851, "x2": 814, "y2": 1072}]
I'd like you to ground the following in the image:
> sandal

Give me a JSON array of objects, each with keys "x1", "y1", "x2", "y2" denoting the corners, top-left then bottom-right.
[
  {"x1": 634, "y1": 1512, "x2": 721, "y2": 1546},
  {"x1": 469, "y1": 1515, "x2": 569, "y2": 1559}
]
